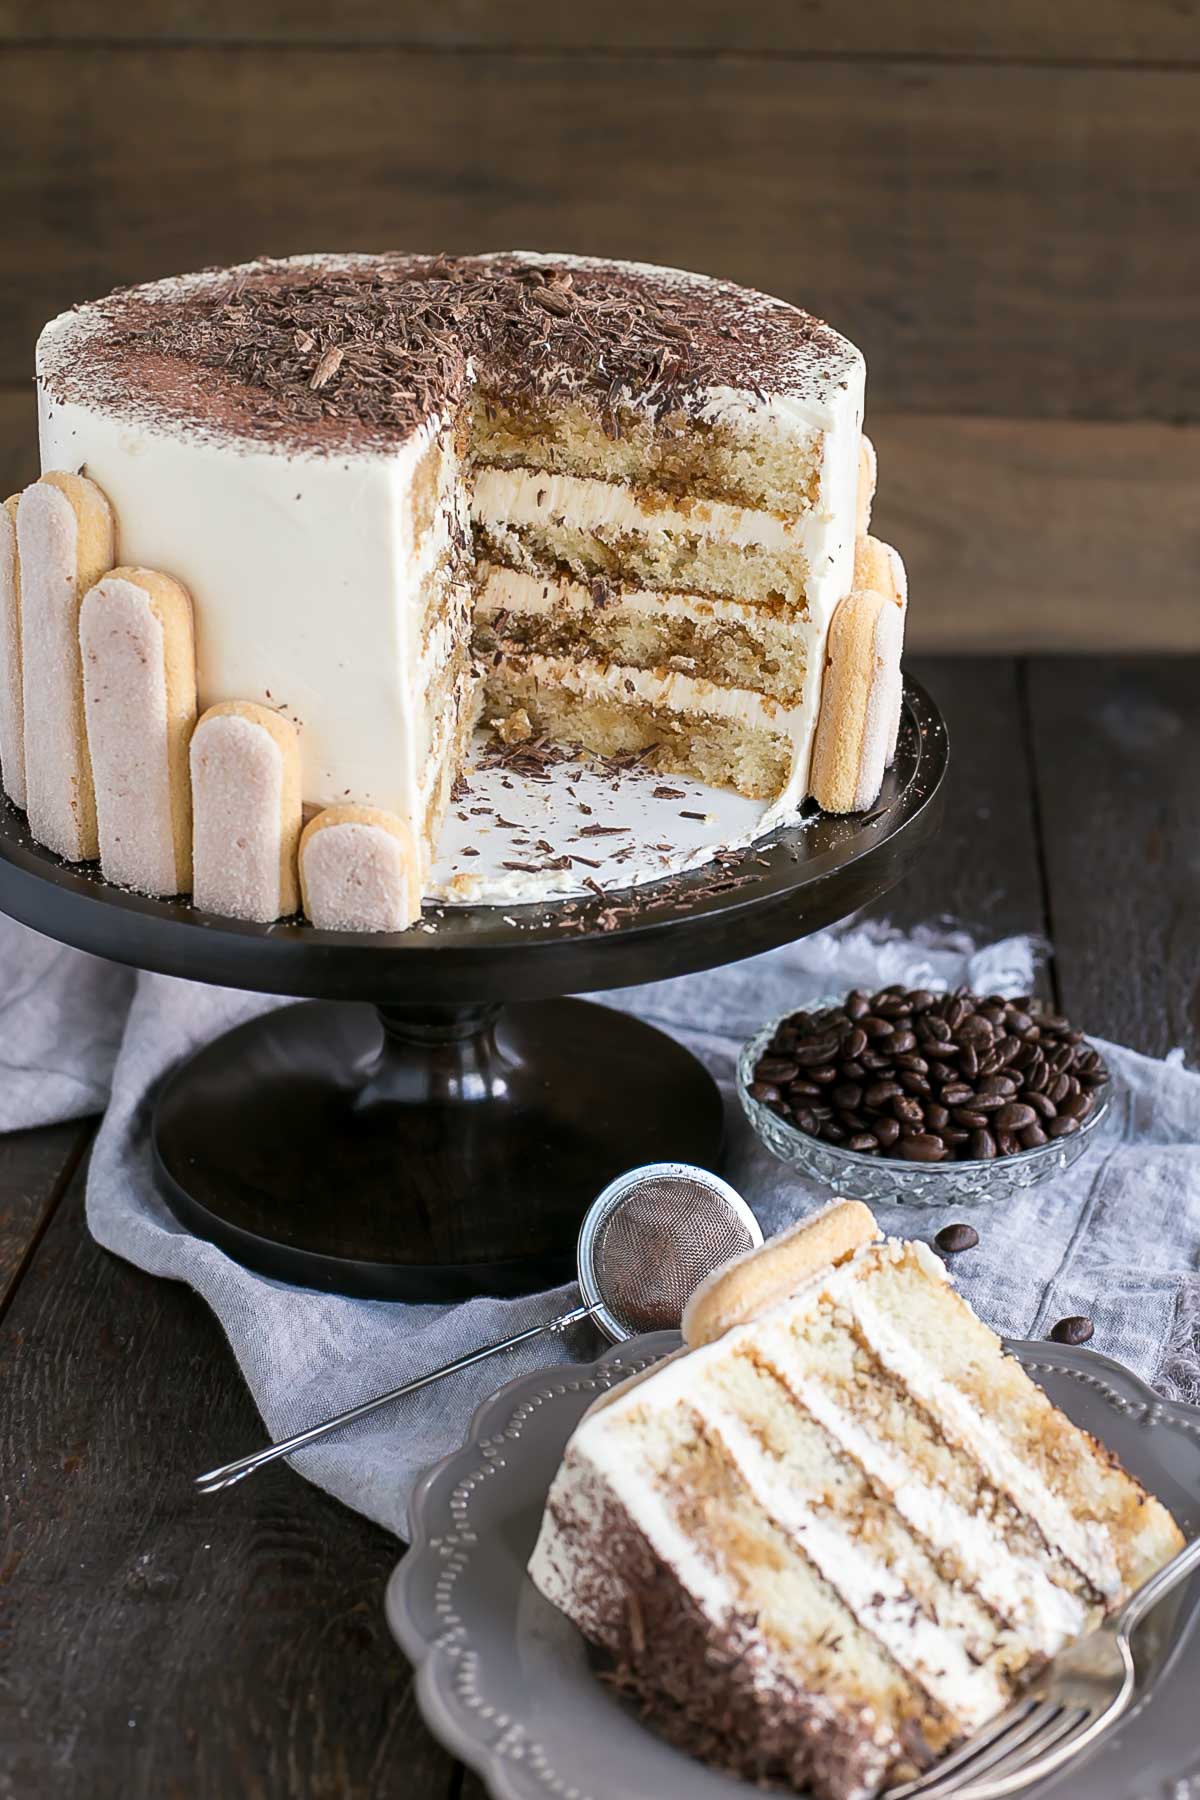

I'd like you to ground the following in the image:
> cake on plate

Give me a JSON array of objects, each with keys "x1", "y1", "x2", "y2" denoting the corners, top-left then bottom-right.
[
  {"x1": 528, "y1": 1202, "x2": 1184, "y2": 1800},
  {"x1": 3, "y1": 253, "x2": 908, "y2": 927}
]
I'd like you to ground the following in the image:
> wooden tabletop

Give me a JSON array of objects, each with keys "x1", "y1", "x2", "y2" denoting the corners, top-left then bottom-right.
[{"x1": 2, "y1": 652, "x2": 1197, "y2": 1799}]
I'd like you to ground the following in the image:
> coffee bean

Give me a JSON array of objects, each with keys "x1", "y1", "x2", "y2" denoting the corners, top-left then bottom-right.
[
  {"x1": 792, "y1": 1107, "x2": 817, "y2": 1134},
  {"x1": 897, "y1": 1133, "x2": 948, "y2": 1163},
  {"x1": 1047, "y1": 1073, "x2": 1070, "y2": 1105},
  {"x1": 899, "y1": 1071, "x2": 933, "y2": 1099},
  {"x1": 839, "y1": 1111, "x2": 869, "y2": 1133},
  {"x1": 1046, "y1": 1115, "x2": 1080, "y2": 1138},
  {"x1": 995, "y1": 1129, "x2": 1022, "y2": 1156},
  {"x1": 922, "y1": 1016, "x2": 953, "y2": 1043},
  {"x1": 794, "y1": 1038, "x2": 840, "y2": 1066},
  {"x1": 926, "y1": 1103, "x2": 950, "y2": 1132},
  {"x1": 967, "y1": 1090, "x2": 1008, "y2": 1113},
  {"x1": 979, "y1": 1073, "x2": 1018, "y2": 1097},
  {"x1": 845, "y1": 990, "x2": 870, "y2": 1019},
  {"x1": 840, "y1": 1026, "x2": 868, "y2": 1061},
  {"x1": 893, "y1": 1095, "x2": 925, "y2": 1127},
  {"x1": 832, "y1": 1082, "x2": 864, "y2": 1111},
  {"x1": 748, "y1": 1081, "x2": 781, "y2": 1103},
  {"x1": 940, "y1": 1082, "x2": 974, "y2": 1108},
  {"x1": 846, "y1": 1133, "x2": 879, "y2": 1153},
  {"x1": 1059, "y1": 1091, "x2": 1093, "y2": 1121},
  {"x1": 1019, "y1": 1122, "x2": 1048, "y2": 1148},
  {"x1": 942, "y1": 1126, "x2": 971, "y2": 1146},
  {"x1": 958, "y1": 1044, "x2": 979, "y2": 1081},
  {"x1": 1025, "y1": 1090, "x2": 1057, "y2": 1119},
  {"x1": 968, "y1": 1128, "x2": 997, "y2": 1160},
  {"x1": 953, "y1": 1106, "x2": 990, "y2": 1129},
  {"x1": 994, "y1": 1101, "x2": 1036, "y2": 1131},
  {"x1": 755, "y1": 1056, "x2": 798, "y2": 1083},
  {"x1": 787, "y1": 1078, "x2": 823, "y2": 1098},
  {"x1": 875, "y1": 993, "x2": 912, "y2": 1018},
  {"x1": 861, "y1": 1014, "x2": 895, "y2": 1039},
  {"x1": 863, "y1": 1079, "x2": 903, "y2": 1109},
  {"x1": 809, "y1": 1064, "x2": 838, "y2": 1085},
  {"x1": 874, "y1": 1116, "x2": 901, "y2": 1148},
  {"x1": 839, "y1": 1060, "x2": 866, "y2": 1081},
  {"x1": 819, "y1": 1119, "x2": 847, "y2": 1143},
  {"x1": 907, "y1": 989, "x2": 935, "y2": 1012},
  {"x1": 889, "y1": 1029, "x2": 917, "y2": 1054},
  {"x1": 859, "y1": 1050, "x2": 891, "y2": 1072},
  {"x1": 935, "y1": 1222, "x2": 979, "y2": 1253},
  {"x1": 893, "y1": 1052, "x2": 929, "y2": 1074},
  {"x1": 1049, "y1": 1315, "x2": 1094, "y2": 1346}
]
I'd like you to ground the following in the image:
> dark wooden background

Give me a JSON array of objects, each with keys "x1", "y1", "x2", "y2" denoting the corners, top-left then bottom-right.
[{"x1": 1, "y1": 2, "x2": 1197, "y2": 649}]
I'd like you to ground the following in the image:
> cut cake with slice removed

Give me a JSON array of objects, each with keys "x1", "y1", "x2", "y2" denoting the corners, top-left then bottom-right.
[{"x1": 527, "y1": 1202, "x2": 1184, "y2": 1800}]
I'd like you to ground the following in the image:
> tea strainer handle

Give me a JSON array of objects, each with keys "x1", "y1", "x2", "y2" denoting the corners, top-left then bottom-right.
[{"x1": 193, "y1": 1302, "x2": 594, "y2": 1494}]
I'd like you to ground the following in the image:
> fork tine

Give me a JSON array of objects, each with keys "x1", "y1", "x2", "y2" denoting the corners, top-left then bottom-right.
[
  {"x1": 889, "y1": 1702, "x2": 1059, "y2": 1800},
  {"x1": 884, "y1": 1701, "x2": 1040, "y2": 1799},
  {"x1": 955, "y1": 1707, "x2": 1093, "y2": 1798}
]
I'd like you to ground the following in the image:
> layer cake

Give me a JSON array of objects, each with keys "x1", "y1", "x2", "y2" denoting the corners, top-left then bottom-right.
[{"x1": 11, "y1": 253, "x2": 906, "y2": 921}]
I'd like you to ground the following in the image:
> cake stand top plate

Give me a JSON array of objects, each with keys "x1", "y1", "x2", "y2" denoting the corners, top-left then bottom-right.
[{"x1": 0, "y1": 678, "x2": 947, "y2": 1004}]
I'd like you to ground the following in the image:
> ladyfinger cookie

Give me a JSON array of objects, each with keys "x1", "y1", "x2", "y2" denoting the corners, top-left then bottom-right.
[
  {"x1": 299, "y1": 804, "x2": 419, "y2": 932},
  {"x1": 810, "y1": 586, "x2": 905, "y2": 814},
  {"x1": 0, "y1": 495, "x2": 25, "y2": 808},
  {"x1": 856, "y1": 433, "x2": 877, "y2": 537},
  {"x1": 853, "y1": 533, "x2": 907, "y2": 611},
  {"x1": 17, "y1": 472, "x2": 115, "y2": 859},
  {"x1": 80, "y1": 567, "x2": 197, "y2": 895},
  {"x1": 683, "y1": 1200, "x2": 880, "y2": 1349},
  {"x1": 854, "y1": 533, "x2": 909, "y2": 767},
  {"x1": 190, "y1": 702, "x2": 301, "y2": 922}
]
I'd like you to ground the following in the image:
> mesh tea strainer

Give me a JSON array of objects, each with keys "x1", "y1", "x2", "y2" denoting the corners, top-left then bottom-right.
[{"x1": 196, "y1": 1161, "x2": 761, "y2": 1494}]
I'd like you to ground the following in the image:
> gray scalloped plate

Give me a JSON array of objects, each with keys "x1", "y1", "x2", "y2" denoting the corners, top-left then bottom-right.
[{"x1": 387, "y1": 1337, "x2": 1200, "y2": 1800}]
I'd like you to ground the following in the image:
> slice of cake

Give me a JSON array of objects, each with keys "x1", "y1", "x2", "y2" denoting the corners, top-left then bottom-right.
[
  {"x1": 21, "y1": 254, "x2": 900, "y2": 917},
  {"x1": 528, "y1": 1203, "x2": 1184, "y2": 1800}
]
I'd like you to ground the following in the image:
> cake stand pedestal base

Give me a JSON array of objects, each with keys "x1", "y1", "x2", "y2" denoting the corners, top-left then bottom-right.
[{"x1": 152, "y1": 997, "x2": 723, "y2": 1300}]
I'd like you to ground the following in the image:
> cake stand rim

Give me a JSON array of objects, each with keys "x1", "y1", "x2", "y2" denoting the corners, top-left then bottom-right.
[{"x1": 0, "y1": 676, "x2": 947, "y2": 1003}]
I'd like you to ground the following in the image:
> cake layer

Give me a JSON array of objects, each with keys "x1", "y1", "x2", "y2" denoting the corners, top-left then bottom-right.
[
  {"x1": 476, "y1": 516, "x2": 808, "y2": 611},
  {"x1": 474, "y1": 567, "x2": 810, "y2": 705},
  {"x1": 471, "y1": 464, "x2": 852, "y2": 614},
  {"x1": 471, "y1": 392, "x2": 823, "y2": 515},
  {"x1": 483, "y1": 651, "x2": 810, "y2": 808}
]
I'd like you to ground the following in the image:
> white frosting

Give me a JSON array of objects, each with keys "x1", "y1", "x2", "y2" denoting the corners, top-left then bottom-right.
[
  {"x1": 477, "y1": 563, "x2": 806, "y2": 630},
  {"x1": 39, "y1": 371, "x2": 452, "y2": 821}
]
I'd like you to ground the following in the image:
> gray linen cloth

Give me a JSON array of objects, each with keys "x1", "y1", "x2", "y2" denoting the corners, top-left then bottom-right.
[{"x1": 2, "y1": 911, "x2": 1197, "y2": 1539}]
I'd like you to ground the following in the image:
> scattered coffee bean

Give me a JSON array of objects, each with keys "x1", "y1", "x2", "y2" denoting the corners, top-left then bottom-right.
[
  {"x1": 935, "y1": 1222, "x2": 980, "y2": 1253},
  {"x1": 750, "y1": 990, "x2": 1108, "y2": 1164},
  {"x1": 1049, "y1": 1315, "x2": 1094, "y2": 1346}
]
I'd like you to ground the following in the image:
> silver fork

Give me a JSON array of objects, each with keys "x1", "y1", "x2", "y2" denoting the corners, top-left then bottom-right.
[{"x1": 887, "y1": 1534, "x2": 1200, "y2": 1799}]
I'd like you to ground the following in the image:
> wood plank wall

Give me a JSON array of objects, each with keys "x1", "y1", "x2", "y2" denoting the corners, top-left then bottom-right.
[{"x1": 2, "y1": 4, "x2": 1196, "y2": 650}]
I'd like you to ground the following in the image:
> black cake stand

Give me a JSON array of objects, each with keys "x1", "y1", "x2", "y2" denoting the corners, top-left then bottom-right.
[{"x1": 0, "y1": 679, "x2": 946, "y2": 1300}]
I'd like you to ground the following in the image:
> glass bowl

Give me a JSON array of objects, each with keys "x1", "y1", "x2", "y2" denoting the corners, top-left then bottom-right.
[{"x1": 737, "y1": 997, "x2": 1113, "y2": 1207}]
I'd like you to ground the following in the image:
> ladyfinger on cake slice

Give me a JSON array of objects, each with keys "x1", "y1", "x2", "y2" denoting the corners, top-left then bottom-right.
[
  {"x1": 190, "y1": 701, "x2": 301, "y2": 922},
  {"x1": 17, "y1": 472, "x2": 115, "y2": 859},
  {"x1": 0, "y1": 495, "x2": 26, "y2": 808},
  {"x1": 299, "y1": 804, "x2": 419, "y2": 932},
  {"x1": 810, "y1": 586, "x2": 904, "y2": 814},
  {"x1": 80, "y1": 567, "x2": 197, "y2": 896}
]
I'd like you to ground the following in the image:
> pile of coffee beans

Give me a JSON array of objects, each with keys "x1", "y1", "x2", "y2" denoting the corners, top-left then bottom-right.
[{"x1": 747, "y1": 987, "x2": 1110, "y2": 1163}]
